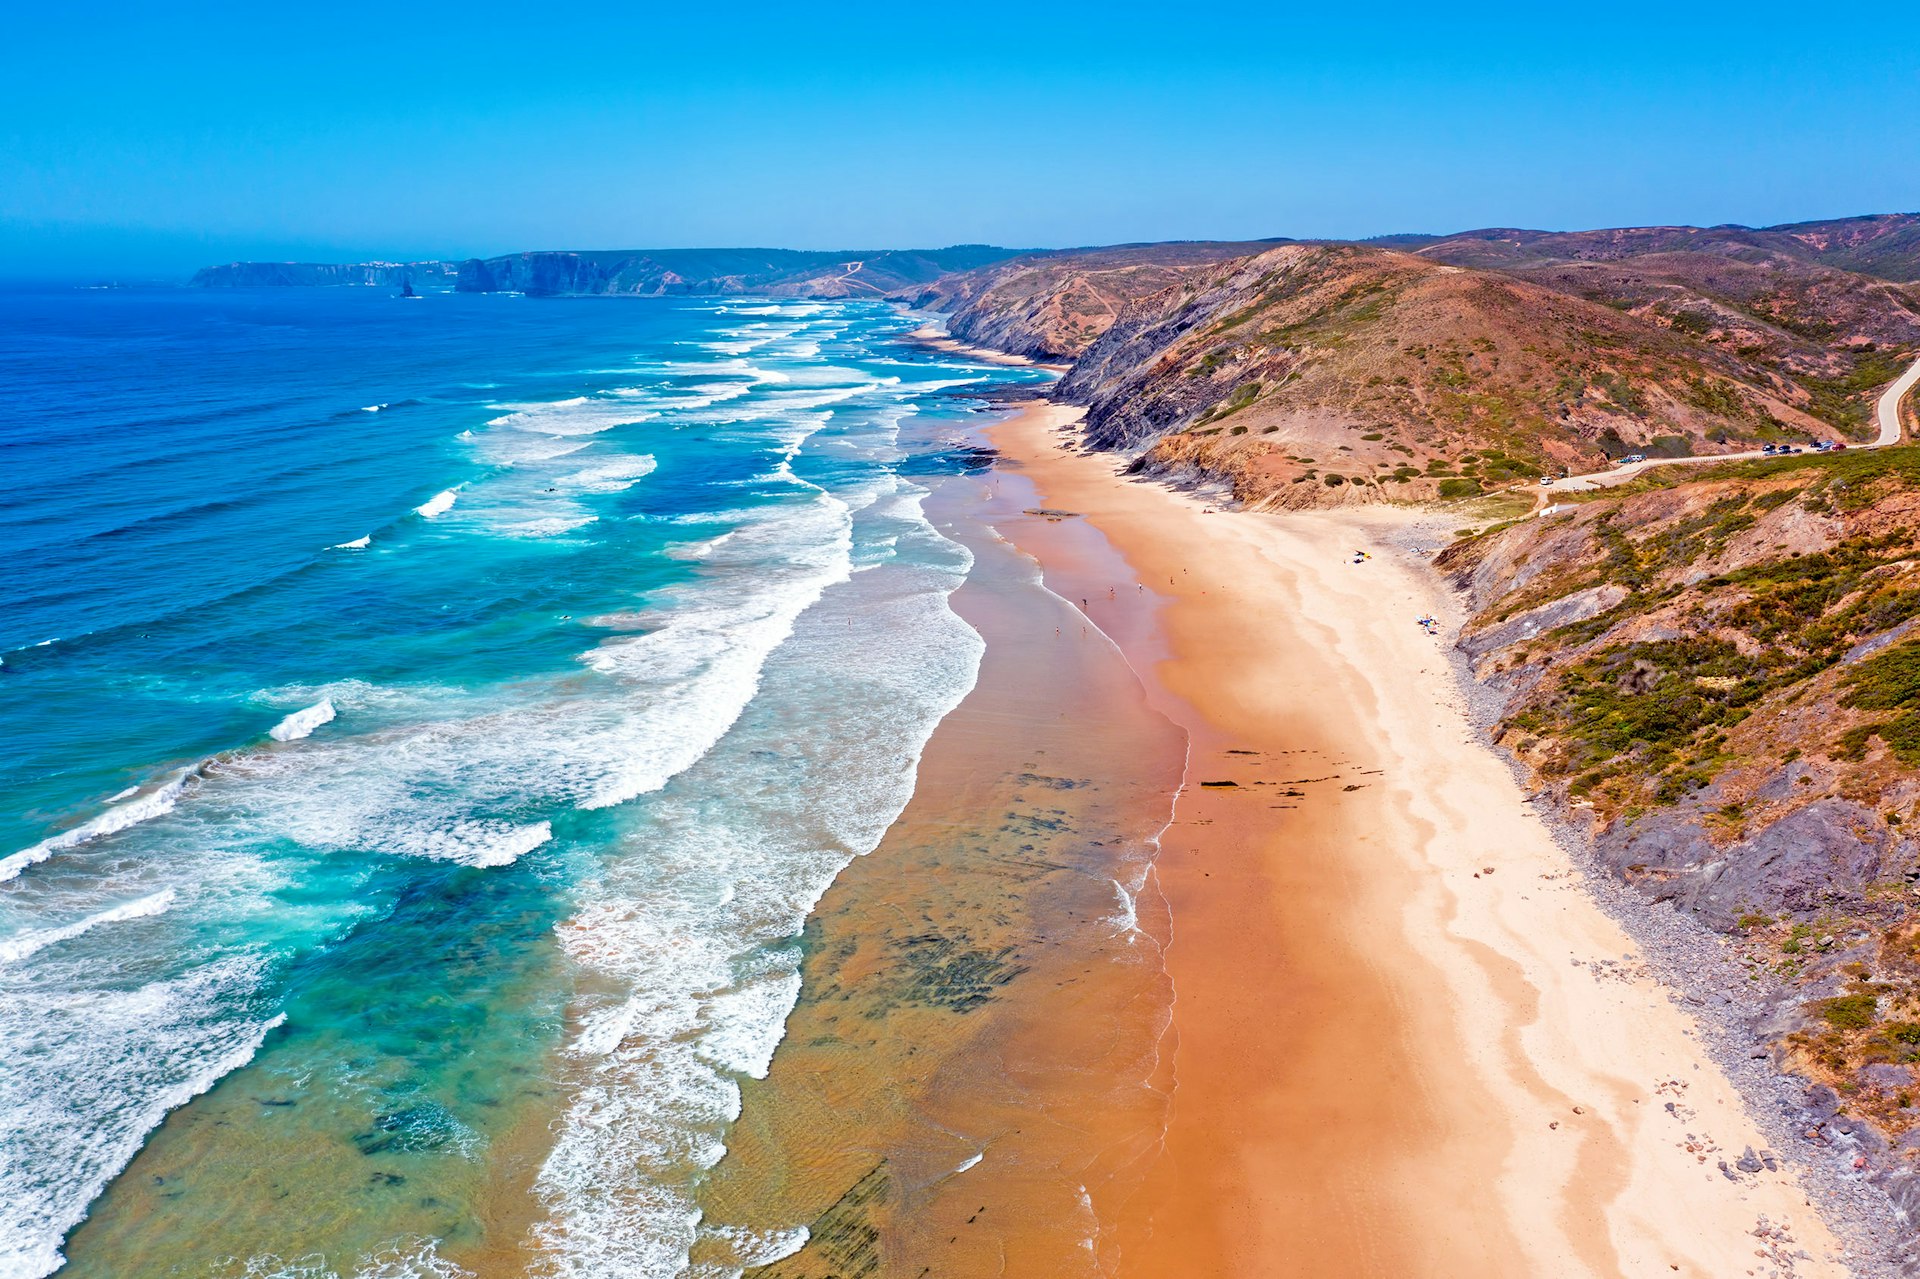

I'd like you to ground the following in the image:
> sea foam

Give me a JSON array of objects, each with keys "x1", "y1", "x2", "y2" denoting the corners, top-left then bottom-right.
[{"x1": 559, "y1": 455, "x2": 658, "y2": 493}]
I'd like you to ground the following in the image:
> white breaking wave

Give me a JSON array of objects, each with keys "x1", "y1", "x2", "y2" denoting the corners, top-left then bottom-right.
[
  {"x1": 414, "y1": 488, "x2": 459, "y2": 518},
  {"x1": 559, "y1": 455, "x2": 658, "y2": 494},
  {"x1": 332, "y1": 535, "x2": 372, "y2": 550},
  {"x1": 487, "y1": 397, "x2": 661, "y2": 438},
  {"x1": 0, "y1": 951, "x2": 286, "y2": 1279},
  {"x1": 361, "y1": 403, "x2": 388, "y2": 413},
  {"x1": 268, "y1": 699, "x2": 336, "y2": 742},
  {"x1": 476, "y1": 435, "x2": 595, "y2": 467},
  {"x1": 0, "y1": 775, "x2": 190, "y2": 884},
  {"x1": 498, "y1": 514, "x2": 600, "y2": 539},
  {"x1": 525, "y1": 470, "x2": 988, "y2": 1277},
  {"x1": 0, "y1": 889, "x2": 177, "y2": 965}
]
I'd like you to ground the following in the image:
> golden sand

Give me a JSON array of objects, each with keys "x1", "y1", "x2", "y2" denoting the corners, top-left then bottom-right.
[{"x1": 988, "y1": 401, "x2": 1849, "y2": 1277}]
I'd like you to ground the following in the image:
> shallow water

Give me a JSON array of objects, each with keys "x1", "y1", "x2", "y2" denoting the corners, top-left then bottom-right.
[{"x1": 0, "y1": 286, "x2": 1046, "y2": 1278}]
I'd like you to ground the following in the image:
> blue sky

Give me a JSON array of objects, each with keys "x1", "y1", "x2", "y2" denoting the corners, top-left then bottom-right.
[{"x1": 4, "y1": 0, "x2": 1917, "y2": 277}]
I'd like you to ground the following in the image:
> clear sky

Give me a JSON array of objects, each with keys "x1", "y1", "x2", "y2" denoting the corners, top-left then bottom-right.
[{"x1": 5, "y1": 0, "x2": 1917, "y2": 279}]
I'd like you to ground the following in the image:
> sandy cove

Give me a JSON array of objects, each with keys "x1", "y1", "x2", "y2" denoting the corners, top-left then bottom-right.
[{"x1": 989, "y1": 401, "x2": 1852, "y2": 1278}]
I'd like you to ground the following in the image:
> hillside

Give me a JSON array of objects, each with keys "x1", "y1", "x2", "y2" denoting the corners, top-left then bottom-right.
[
  {"x1": 899, "y1": 241, "x2": 1276, "y2": 361},
  {"x1": 1438, "y1": 446, "x2": 1920, "y2": 1149},
  {"x1": 1044, "y1": 243, "x2": 1918, "y2": 507},
  {"x1": 1414, "y1": 213, "x2": 1920, "y2": 282}
]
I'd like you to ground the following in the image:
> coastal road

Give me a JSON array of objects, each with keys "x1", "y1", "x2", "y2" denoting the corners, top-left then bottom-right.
[{"x1": 1534, "y1": 350, "x2": 1920, "y2": 500}]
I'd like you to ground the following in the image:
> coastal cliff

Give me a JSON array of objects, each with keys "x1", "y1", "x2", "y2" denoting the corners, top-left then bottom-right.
[
  {"x1": 453, "y1": 246, "x2": 1023, "y2": 297},
  {"x1": 190, "y1": 260, "x2": 459, "y2": 287}
]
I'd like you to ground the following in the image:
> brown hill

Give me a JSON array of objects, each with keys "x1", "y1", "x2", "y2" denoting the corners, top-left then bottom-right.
[
  {"x1": 1048, "y1": 243, "x2": 1915, "y2": 507},
  {"x1": 1498, "y1": 251, "x2": 1920, "y2": 432}
]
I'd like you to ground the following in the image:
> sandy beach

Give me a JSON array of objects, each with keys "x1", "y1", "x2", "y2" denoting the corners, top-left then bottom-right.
[{"x1": 985, "y1": 401, "x2": 1853, "y2": 1277}]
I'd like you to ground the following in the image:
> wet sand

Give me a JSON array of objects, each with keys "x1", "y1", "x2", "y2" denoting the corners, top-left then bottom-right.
[
  {"x1": 988, "y1": 402, "x2": 1851, "y2": 1277},
  {"x1": 690, "y1": 442, "x2": 1188, "y2": 1274}
]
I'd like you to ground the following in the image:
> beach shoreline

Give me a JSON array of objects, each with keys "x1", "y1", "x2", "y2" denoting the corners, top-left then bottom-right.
[
  {"x1": 983, "y1": 401, "x2": 1863, "y2": 1276},
  {"x1": 897, "y1": 322, "x2": 1073, "y2": 372},
  {"x1": 690, "y1": 410, "x2": 1190, "y2": 1276}
]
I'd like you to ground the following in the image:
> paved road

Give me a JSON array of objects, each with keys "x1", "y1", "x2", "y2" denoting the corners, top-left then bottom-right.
[{"x1": 1535, "y1": 352, "x2": 1920, "y2": 500}]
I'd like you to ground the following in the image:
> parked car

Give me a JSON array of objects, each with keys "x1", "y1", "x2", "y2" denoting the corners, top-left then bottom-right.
[
  {"x1": 1831, "y1": 442, "x2": 1848, "y2": 451},
  {"x1": 1620, "y1": 453, "x2": 1646, "y2": 464}
]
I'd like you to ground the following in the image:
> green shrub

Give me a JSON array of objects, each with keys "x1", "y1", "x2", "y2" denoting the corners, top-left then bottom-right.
[{"x1": 1820, "y1": 993, "x2": 1880, "y2": 1031}]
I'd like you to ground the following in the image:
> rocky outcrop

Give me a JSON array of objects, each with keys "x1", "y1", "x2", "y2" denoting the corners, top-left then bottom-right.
[{"x1": 1600, "y1": 798, "x2": 1909, "y2": 928}]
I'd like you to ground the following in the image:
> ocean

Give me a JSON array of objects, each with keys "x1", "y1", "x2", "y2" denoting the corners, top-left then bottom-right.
[{"x1": 0, "y1": 285, "x2": 1048, "y2": 1278}]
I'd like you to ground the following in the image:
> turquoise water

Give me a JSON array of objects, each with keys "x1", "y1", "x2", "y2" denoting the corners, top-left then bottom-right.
[{"x1": 0, "y1": 287, "x2": 1043, "y2": 1277}]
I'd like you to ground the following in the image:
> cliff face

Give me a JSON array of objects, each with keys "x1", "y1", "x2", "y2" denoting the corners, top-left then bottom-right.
[
  {"x1": 1437, "y1": 448, "x2": 1920, "y2": 1149},
  {"x1": 190, "y1": 261, "x2": 459, "y2": 287}
]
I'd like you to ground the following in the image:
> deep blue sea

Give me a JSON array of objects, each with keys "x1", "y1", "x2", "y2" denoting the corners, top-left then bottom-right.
[{"x1": 0, "y1": 286, "x2": 1043, "y2": 1277}]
